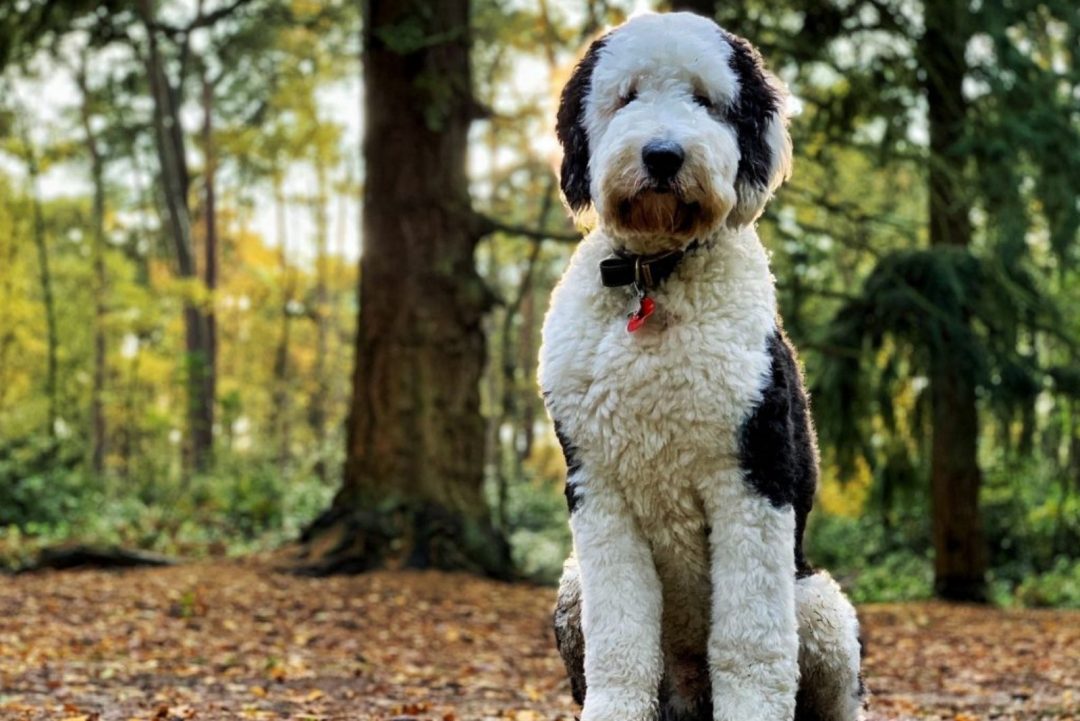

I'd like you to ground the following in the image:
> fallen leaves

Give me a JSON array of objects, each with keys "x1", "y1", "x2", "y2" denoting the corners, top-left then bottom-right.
[
  {"x1": 0, "y1": 561, "x2": 1075, "y2": 720},
  {"x1": 860, "y1": 602, "x2": 1079, "y2": 720}
]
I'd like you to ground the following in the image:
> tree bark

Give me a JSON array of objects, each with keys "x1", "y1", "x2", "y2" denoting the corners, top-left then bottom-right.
[
  {"x1": 76, "y1": 60, "x2": 108, "y2": 475},
  {"x1": 921, "y1": 0, "x2": 987, "y2": 602},
  {"x1": 300, "y1": 0, "x2": 510, "y2": 578}
]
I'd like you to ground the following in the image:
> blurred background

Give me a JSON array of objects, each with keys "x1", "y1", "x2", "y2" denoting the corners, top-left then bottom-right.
[{"x1": 0, "y1": 0, "x2": 1076, "y2": 607}]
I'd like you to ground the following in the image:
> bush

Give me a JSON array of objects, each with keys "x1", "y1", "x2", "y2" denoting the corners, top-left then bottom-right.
[
  {"x1": 1013, "y1": 557, "x2": 1080, "y2": 608},
  {"x1": 0, "y1": 437, "x2": 336, "y2": 569},
  {"x1": 0, "y1": 436, "x2": 88, "y2": 528},
  {"x1": 502, "y1": 474, "x2": 572, "y2": 583},
  {"x1": 806, "y1": 512, "x2": 934, "y2": 603}
]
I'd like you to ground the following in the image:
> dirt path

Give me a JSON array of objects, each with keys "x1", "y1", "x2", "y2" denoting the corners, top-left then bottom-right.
[{"x1": 0, "y1": 562, "x2": 1075, "y2": 720}]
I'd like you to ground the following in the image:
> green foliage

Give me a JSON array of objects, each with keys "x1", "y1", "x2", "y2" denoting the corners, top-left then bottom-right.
[
  {"x1": 814, "y1": 247, "x2": 1056, "y2": 474},
  {"x1": 502, "y1": 475, "x2": 572, "y2": 584},
  {"x1": 0, "y1": 447, "x2": 336, "y2": 571},
  {"x1": 803, "y1": 451, "x2": 1080, "y2": 606},
  {"x1": 982, "y1": 456, "x2": 1080, "y2": 593},
  {"x1": 845, "y1": 553, "x2": 935, "y2": 604},
  {"x1": 0, "y1": 437, "x2": 86, "y2": 529},
  {"x1": 1013, "y1": 558, "x2": 1080, "y2": 609},
  {"x1": 806, "y1": 511, "x2": 933, "y2": 603}
]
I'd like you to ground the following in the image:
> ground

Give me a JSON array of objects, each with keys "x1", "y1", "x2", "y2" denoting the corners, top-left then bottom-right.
[{"x1": 0, "y1": 561, "x2": 1076, "y2": 721}]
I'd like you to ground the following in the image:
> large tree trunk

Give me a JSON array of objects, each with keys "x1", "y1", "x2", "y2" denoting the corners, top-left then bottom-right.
[
  {"x1": 300, "y1": 0, "x2": 510, "y2": 578},
  {"x1": 922, "y1": 0, "x2": 987, "y2": 602}
]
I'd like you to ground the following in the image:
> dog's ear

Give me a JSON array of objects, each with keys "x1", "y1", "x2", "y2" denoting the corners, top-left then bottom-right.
[
  {"x1": 723, "y1": 31, "x2": 793, "y2": 227},
  {"x1": 556, "y1": 35, "x2": 609, "y2": 212}
]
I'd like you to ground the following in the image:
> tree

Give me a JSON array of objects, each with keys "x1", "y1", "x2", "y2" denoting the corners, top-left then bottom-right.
[
  {"x1": 301, "y1": 0, "x2": 511, "y2": 577},
  {"x1": 135, "y1": 0, "x2": 219, "y2": 472},
  {"x1": 74, "y1": 49, "x2": 110, "y2": 476},
  {"x1": 919, "y1": 0, "x2": 985, "y2": 601}
]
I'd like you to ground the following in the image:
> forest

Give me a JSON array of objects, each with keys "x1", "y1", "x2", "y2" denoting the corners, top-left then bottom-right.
[{"x1": 0, "y1": 0, "x2": 1077, "y2": 718}]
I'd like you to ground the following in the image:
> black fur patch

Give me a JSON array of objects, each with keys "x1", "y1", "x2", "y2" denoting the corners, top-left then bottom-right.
[
  {"x1": 722, "y1": 31, "x2": 782, "y2": 190},
  {"x1": 738, "y1": 330, "x2": 818, "y2": 578},
  {"x1": 554, "y1": 418, "x2": 584, "y2": 513},
  {"x1": 556, "y1": 35, "x2": 609, "y2": 211}
]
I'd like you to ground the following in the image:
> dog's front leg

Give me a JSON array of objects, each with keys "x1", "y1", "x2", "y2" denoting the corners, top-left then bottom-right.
[
  {"x1": 571, "y1": 477, "x2": 663, "y2": 721},
  {"x1": 703, "y1": 478, "x2": 799, "y2": 721}
]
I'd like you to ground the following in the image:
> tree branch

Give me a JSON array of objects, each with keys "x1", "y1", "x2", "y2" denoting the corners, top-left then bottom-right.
[
  {"x1": 151, "y1": 0, "x2": 258, "y2": 37},
  {"x1": 775, "y1": 280, "x2": 861, "y2": 303},
  {"x1": 476, "y1": 214, "x2": 580, "y2": 243}
]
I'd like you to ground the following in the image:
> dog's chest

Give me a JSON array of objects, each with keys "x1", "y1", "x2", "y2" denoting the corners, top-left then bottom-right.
[{"x1": 540, "y1": 232, "x2": 778, "y2": 533}]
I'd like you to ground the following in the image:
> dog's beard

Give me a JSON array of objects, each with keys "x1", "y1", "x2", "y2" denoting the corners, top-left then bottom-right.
[
  {"x1": 604, "y1": 186, "x2": 722, "y2": 254},
  {"x1": 617, "y1": 190, "x2": 702, "y2": 237}
]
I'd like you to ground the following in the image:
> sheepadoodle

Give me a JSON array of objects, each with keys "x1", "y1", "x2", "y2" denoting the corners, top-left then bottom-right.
[{"x1": 538, "y1": 12, "x2": 864, "y2": 721}]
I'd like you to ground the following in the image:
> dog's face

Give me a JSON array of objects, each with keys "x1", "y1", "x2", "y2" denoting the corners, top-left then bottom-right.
[{"x1": 557, "y1": 12, "x2": 792, "y2": 254}]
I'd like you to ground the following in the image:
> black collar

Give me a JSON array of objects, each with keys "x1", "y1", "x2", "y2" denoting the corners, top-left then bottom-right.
[{"x1": 599, "y1": 241, "x2": 701, "y2": 291}]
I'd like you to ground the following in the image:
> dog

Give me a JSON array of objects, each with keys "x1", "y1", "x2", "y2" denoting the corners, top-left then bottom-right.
[{"x1": 537, "y1": 12, "x2": 864, "y2": 721}]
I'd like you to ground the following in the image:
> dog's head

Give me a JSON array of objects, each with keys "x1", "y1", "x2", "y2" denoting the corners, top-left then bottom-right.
[{"x1": 557, "y1": 12, "x2": 792, "y2": 254}]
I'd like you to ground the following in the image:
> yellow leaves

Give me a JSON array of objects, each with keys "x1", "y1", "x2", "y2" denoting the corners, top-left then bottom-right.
[
  {"x1": 59, "y1": 705, "x2": 100, "y2": 721},
  {"x1": 818, "y1": 452, "x2": 872, "y2": 517},
  {"x1": 506, "y1": 711, "x2": 544, "y2": 721},
  {"x1": 525, "y1": 434, "x2": 570, "y2": 484}
]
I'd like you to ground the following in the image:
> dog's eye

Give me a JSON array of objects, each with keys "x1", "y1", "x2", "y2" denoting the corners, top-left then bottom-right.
[
  {"x1": 618, "y1": 90, "x2": 637, "y2": 108},
  {"x1": 693, "y1": 93, "x2": 714, "y2": 110}
]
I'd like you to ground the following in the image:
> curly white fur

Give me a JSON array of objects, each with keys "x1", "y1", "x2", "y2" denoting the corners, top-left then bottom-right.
[{"x1": 541, "y1": 11, "x2": 862, "y2": 721}]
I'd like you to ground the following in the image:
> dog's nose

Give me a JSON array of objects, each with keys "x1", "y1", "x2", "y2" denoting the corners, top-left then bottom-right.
[{"x1": 642, "y1": 141, "x2": 684, "y2": 182}]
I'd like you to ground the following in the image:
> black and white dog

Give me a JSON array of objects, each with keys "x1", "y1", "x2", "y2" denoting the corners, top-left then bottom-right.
[{"x1": 538, "y1": 12, "x2": 863, "y2": 721}]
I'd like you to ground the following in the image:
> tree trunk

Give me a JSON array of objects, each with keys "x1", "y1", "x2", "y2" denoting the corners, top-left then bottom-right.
[
  {"x1": 270, "y1": 180, "x2": 293, "y2": 472},
  {"x1": 300, "y1": 0, "x2": 510, "y2": 578},
  {"x1": 921, "y1": 0, "x2": 987, "y2": 602},
  {"x1": 77, "y1": 62, "x2": 108, "y2": 475},
  {"x1": 138, "y1": 0, "x2": 213, "y2": 472},
  {"x1": 21, "y1": 131, "x2": 59, "y2": 439},
  {"x1": 200, "y1": 69, "x2": 218, "y2": 464},
  {"x1": 308, "y1": 156, "x2": 330, "y2": 480}
]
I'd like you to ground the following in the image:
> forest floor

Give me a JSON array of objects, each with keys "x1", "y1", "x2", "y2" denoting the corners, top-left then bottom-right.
[{"x1": 0, "y1": 560, "x2": 1076, "y2": 721}]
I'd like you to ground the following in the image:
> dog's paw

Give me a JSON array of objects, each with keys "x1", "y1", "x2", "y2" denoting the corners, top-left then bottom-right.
[{"x1": 580, "y1": 688, "x2": 657, "y2": 721}]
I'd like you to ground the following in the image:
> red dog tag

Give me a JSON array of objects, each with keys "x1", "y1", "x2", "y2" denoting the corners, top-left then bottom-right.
[{"x1": 627, "y1": 296, "x2": 655, "y2": 333}]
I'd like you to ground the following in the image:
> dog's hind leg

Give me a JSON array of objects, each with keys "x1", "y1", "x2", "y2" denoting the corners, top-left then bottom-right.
[
  {"x1": 554, "y1": 555, "x2": 587, "y2": 705},
  {"x1": 794, "y1": 571, "x2": 865, "y2": 721}
]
